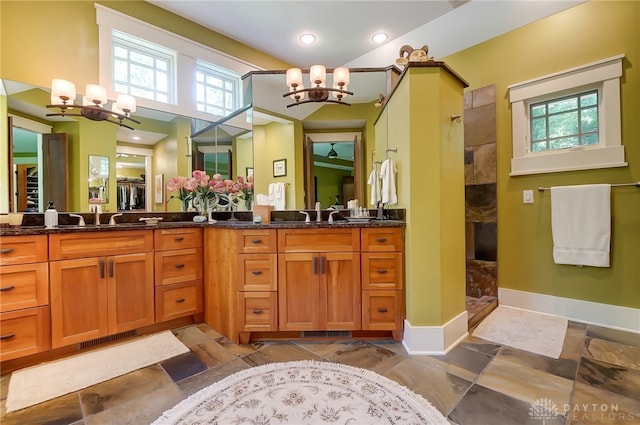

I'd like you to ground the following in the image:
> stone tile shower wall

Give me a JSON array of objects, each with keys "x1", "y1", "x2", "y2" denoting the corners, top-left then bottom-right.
[{"x1": 464, "y1": 85, "x2": 497, "y2": 298}]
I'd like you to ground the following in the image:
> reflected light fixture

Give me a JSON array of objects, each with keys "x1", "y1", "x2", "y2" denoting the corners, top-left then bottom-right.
[
  {"x1": 283, "y1": 65, "x2": 353, "y2": 108},
  {"x1": 46, "y1": 78, "x2": 140, "y2": 130},
  {"x1": 327, "y1": 143, "x2": 338, "y2": 159}
]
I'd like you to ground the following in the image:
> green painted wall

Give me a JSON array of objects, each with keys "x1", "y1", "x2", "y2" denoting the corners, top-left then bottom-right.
[{"x1": 444, "y1": 1, "x2": 640, "y2": 309}]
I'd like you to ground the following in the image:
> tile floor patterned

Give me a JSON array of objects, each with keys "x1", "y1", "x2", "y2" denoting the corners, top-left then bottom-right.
[{"x1": 1, "y1": 321, "x2": 639, "y2": 425}]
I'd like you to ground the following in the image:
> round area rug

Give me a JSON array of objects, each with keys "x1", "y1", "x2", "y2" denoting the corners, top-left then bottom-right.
[{"x1": 152, "y1": 360, "x2": 449, "y2": 424}]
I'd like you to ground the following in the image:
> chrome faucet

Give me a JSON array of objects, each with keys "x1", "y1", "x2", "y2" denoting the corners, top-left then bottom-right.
[
  {"x1": 299, "y1": 211, "x2": 311, "y2": 223},
  {"x1": 315, "y1": 202, "x2": 322, "y2": 222},
  {"x1": 68, "y1": 214, "x2": 85, "y2": 227},
  {"x1": 109, "y1": 213, "x2": 123, "y2": 225},
  {"x1": 328, "y1": 211, "x2": 340, "y2": 223}
]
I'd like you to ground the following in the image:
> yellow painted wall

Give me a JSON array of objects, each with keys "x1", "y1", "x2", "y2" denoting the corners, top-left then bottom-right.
[
  {"x1": 391, "y1": 67, "x2": 466, "y2": 325},
  {"x1": 444, "y1": 1, "x2": 640, "y2": 308}
]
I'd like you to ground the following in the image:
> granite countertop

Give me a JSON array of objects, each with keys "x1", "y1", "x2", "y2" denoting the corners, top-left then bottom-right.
[
  {"x1": 1, "y1": 209, "x2": 406, "y2": 236},
  {"x1": 0, "y1": 219, "x2": 405, "y2": 236}
]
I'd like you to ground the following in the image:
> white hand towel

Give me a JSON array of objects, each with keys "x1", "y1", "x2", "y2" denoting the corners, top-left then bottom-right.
[
  {"x1": 273, "y1": 182, "x2": 286, "y2": 210},
  {"x1": 268, "y1": 183, "x2": 275, "y2": 202},
  {"x1": 380, "y1": 158, "x2": 397, "y2": 205},
  {"x1": 368, "y1": 169, "x2": 381, "y2": 207},
  {"x1": 551, "y1": 184, "x2": 611, "y2": 267}
]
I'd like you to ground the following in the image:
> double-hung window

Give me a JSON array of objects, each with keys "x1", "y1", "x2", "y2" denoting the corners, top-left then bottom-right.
[{"x1": 509, "y1": 55, "x2": 626, "y2": 175}]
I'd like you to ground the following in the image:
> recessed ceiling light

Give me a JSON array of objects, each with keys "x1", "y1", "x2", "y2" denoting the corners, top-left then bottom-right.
[
  {"x1": 300, "y1": 33, "x2": 316, "y2": 45},
  {"x1": 132, "y1": 136, "x2": 140, "y2": 140},
  {"x1": 372, "y1": 33, "x2": 388, "y2": 44}
]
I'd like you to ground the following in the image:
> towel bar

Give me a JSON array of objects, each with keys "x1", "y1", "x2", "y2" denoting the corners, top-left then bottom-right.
[{"x1": 538, "y1": 182, "x2": 640, "y2": 192}]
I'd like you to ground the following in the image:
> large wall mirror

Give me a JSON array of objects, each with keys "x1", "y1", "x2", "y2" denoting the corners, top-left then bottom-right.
[
  {"x1": 245, "y1": 68, "x2": 396, "y2": 209},
  {"x1": 3, "y1": 67, "x2": 396, "y2": 213}
]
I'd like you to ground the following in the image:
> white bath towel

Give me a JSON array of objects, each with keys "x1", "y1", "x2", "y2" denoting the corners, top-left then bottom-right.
[
  {"x1": 380, "y1": 158, "x2": 397, "y2": 205},
  {"x1": 368, "y1": 169, "x2": 381, "y2": 207},
  {"x1": 550, "y1": 184, "x2": 611, "y2": 267}
]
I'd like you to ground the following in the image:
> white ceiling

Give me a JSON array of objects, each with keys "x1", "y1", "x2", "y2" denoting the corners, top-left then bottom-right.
[{"x1": 148, "y1": 0, "x2": 584, "y2": 69}]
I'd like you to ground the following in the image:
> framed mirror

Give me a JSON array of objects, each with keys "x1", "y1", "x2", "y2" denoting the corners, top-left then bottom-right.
[{"x1": 88, "y1": 155, "x2": 109, "y2": 203}]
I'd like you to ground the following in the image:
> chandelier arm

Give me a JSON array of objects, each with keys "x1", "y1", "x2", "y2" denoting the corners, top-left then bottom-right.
[{"x1": 283, "y1": 87, "x2": 354, "y2": 98}]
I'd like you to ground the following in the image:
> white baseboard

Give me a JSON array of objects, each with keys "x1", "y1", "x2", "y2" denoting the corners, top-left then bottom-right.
[
  {"x1": 402, "y1": 310, "x2": 469, "y2": 355},
  {"x1": 499, "y1": 288, "x2": 640, "y2": 334}
]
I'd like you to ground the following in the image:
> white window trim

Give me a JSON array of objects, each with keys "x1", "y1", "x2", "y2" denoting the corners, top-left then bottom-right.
[
  {"x1": 509, "y1": 54, "x2": 626, "y2": 176},
  {"x1": 95, "y1": 4, "x2": 261, "y2": 121}
]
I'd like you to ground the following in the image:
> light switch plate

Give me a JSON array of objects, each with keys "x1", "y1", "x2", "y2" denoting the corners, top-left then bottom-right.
[{"x1": 523, "y1": 190, "x2": 534, "y2": 204}]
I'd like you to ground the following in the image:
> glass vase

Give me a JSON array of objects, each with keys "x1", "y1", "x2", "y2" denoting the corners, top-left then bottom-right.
[{"x1": 228, "y1": 198, "x2": 238, "y2": 221}]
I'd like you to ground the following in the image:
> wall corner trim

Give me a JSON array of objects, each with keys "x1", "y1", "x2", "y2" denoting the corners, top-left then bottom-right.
[{"x1": 402, "y1": 310, "x2": 469, "y2": 355}]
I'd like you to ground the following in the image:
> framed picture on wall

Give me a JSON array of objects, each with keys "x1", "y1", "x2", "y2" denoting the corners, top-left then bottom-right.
[
  {"x1": 246, "y1": 167, "x2": 254, "y2": 178},
  {"x1": 273, "y1": 159, "x2": 287, "y2": 177},
  {"x1": 154, "y1": 174, "x2": 164, "y2": 203}
]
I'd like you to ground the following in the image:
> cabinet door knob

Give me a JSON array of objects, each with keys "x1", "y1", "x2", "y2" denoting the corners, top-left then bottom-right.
[
  {"x1": 175, "y1": 263, "x2": 185, "y2": 269},
  {"x1": 251, "y1": 239, "x2": 262, "y2": 244},
  {"x1": 175, "y1": 298, "x2": 186, "y2": 303},
  {"x1": 0, "y1": 333, "x2": 16, "y2": 340},
  {"x1": 375, "y1": 237, "x2": 387, "y2": 243},
  {"x1": 109, "y1": 260, "x2": 114, "y2": 278},
  {"x1": 174, "y1": 237, "x2": 184, "y2": 241},
  {"x1": 0, "y1": 285, "x2": 16, "y2": 292},
  {"x1": 252, "y1": 309, "x2": 263, "y2": 314},
  {"x1": 0, "y1": 248, "x2": 14, "y2": 254},
  {"x1": 376, "y1": 269, "x2": 388, "y2": 274},
  {"x1": 251, "y1": 270, "x2": 263, "y2": 275},
  {"x1": 320, "y1": 256, "x2": 326, "y2": 274},
  {"x1": 377, "y1": 308, "x2": 389, "y2": 313},
  {"x1": 99, "y1": 260, "x2": 105, "y2": 278},
  {"x1": 313, "y1": 257, "x2": 318, "y2": 275}
]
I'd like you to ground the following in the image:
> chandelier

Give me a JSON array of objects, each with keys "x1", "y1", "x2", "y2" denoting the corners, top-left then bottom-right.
[
  {"x1": 46, "y1": 79, "x2": 140, "y2": 130},
  {"x1": 283, "y1": 66, "x2": 353, "y2": 108}
]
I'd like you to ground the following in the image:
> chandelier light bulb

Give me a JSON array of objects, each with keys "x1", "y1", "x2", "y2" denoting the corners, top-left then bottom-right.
[
  {"x1": 310, "y1": 65, "x2": 326, "y2": 87},
  {"x1": 85, "y1": 84, "x2": 108, "y2": 106},
  {"x1": 51, "y1": 79, "x2": 76, "y2": 104},
  {"x1": 286, "y1": 68, "x2": 303, "y2": 88}
]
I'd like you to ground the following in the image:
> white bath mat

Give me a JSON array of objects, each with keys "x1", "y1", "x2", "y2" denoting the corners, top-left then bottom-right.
[
  {"x1": 472, "y1": 305, "x2": 568, "y2": 358},
  {"x1": 6, "y1": 330, "x2": 189, "y2": 412}
]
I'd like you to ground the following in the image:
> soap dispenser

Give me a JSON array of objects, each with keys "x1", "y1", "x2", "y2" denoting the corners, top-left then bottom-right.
[{"x1": 44, "y1": 201, "x2": 59, "y2": 229}]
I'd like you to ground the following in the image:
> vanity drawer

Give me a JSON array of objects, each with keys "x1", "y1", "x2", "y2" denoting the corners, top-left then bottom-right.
[
  {"x1": 49, "y1": 231, "x2": 153, "y2": 260},
  {"x1": 155, "y1": 281, "x2": 203, "y2": 322},
  {"x1": 0, "y1": 235, "x2": 48, "y2": 266},
  {"x1": 0, "y1": 306, "x2": 51, "y2": 361},
  {"x1": 361, "y1": 228, "x2": 403, "y2": 252},
  {"x1": 237, "y1": 229, "x2": 277, "y2": 253},
  {"x1": 154, "y1": 248, "x2": 202, "y2": 286},
  {"x1": 237, "y1": 254, "x2": 277, "y2": 292},
  {"x1": 362, "y1": 291, "x2": 404, "y2": 331},
  {"x1": 237, "y1": 292, "x2": 278, "y2": 331},
  {"x1": 361, "y1": 252, "x2": 404, "y2": 290},
  {"x1": 154, "y1": 228, "x2": 202, "y2": 251},
  {"x1": 278, "y1": 228, "x2": 360, "y2": 252},
  {"x1": 0, "y1": 263, "x2": 49, "y2": 312}
]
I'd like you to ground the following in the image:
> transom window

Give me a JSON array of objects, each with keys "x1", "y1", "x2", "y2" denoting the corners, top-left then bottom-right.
[
  {"x1": 196, "y1": 61, "x2": 239, "y2": 116},
  {"x1": 529, "y1": 90, "x2": 599, "y2": 152},
  {"x1": 112, "y1": 30, "x2": 175, "y2": 104}
]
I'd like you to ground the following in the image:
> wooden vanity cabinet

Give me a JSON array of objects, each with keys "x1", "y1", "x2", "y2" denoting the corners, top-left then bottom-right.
[
  {"x1": 361, "y1": 228, "x2": 405, "y2": 339},
  {"x1": 278, "y1": 228, "x2": 361, "y2": 332},
  {"x1": 154, "y1": 228, "x2": 203, "y2": 322},
  {"x1": 0, "y1": 235, "x2": 50, "y2": 361},
  {"x1": 49, "y1": 231, "x2": 154, "y2": 348}
]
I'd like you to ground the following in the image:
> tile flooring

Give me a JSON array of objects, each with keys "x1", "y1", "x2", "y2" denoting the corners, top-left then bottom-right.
[{"x1": 1, "y1": 320, "x2": 639, "y2": 425}]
